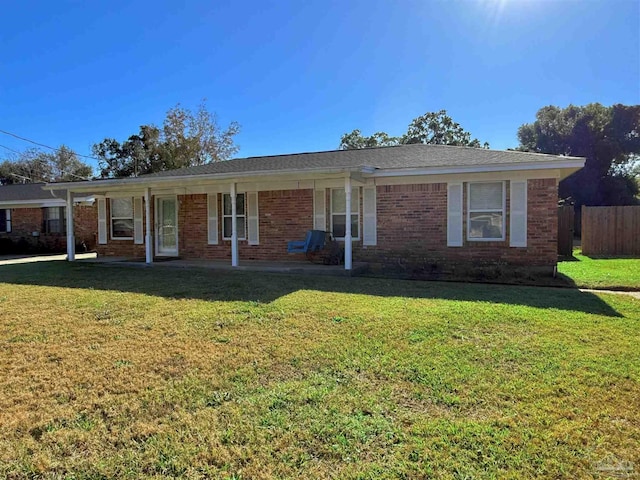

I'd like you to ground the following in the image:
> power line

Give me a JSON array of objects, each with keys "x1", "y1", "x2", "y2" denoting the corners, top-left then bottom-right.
[
  {"x1": 0, "y1": 143, "x2": 22, "y2": 155},
  {"x1": 0, "y1": 128, "x2": 101, "y2": 161}
]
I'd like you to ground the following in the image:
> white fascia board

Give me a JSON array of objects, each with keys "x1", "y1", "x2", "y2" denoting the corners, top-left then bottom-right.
[
  {"x1": 42, "y1": 166, "x2": 369, "y2": 193},
  {"x1": 370, "y1": 159, "x2": 585, "y2": 178},
  {"x1": 0, "y1": 199, "x2": 66, "y2": 208},
  {"x1": 41, "y1": 159, "x2": 584, "y2": 195},
  {"x1": 0, "y1": 196, "x2": 95, "y2": 208}
]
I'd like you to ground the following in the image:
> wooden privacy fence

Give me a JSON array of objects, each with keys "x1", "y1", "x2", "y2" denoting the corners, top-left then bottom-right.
[
  {"x1": 557, "y1": 205, "x2": 575, "y2": 256},
  {"x1": 582, "y1": 206, "x2": 640, "y2": 256}
]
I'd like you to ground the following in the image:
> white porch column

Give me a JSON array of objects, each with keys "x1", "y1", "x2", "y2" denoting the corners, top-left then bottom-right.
[
  {"x1": 145, "y1": 187, "x2": 153, "y2": 264},
  {"x1": 66, "y1": 189, "x2": 75, "y2": 261},
  {"x1": 344, "y1": 176, "x2": 352, "y2": 270},
  {"x1": 230, "y1": 182, "x2": 239, "y2": 267}
]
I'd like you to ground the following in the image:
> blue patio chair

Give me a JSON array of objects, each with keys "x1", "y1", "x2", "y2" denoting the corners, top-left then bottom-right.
[{"x1": 287, "y1": 230, "x2": 326, "y2": 254}]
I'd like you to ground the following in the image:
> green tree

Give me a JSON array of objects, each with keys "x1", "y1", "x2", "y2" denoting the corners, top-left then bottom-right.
[
  {"x1": 339, "y1": 110, "x2": 488, "y2": 150},
  {"x1": 339, "y1": 130, "x2": 400, "y2": 150},
  {"x1": 517, "y1": 103, "x2": 640, "y2": 206},
  {"x1": 0, "y1": 146, "x2": 92, "y2": 184},
  {"x1": 403, "y1": 110, "x2": 488, "y2": 147},
  {"x1": 94, "y1": 101, "x2": 241, "y2": 178},
  {"x1": 46, "y1": 145, "x2": 93, "y2": 181},
  {"x1": 93, "y1": 126, "x2": 163, "y2": 178}
]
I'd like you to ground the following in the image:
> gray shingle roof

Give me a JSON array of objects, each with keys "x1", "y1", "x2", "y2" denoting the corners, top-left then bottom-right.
[
  {"x1": 0, "y1": 183, "x2": 66, "y2": 202},
  {"x1": 143, "y1": 144, "x2": 583, "y2": 178}
]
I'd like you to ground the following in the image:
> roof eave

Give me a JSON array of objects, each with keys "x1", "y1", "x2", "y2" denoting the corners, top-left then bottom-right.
[
  {"x1": 370, "y1": 159, "x2": 586, "y2": 177},
  {"x1": 42, "y1": 158, "x2": 586, "y2": 193},
  {"x1": 43, "y1": 166, "x2": 371, "y2": 192}
]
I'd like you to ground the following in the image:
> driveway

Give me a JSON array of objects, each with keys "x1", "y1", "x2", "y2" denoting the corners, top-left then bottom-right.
[{"x1": 0, "y1": 252, "x2": 97, "y2": 266}]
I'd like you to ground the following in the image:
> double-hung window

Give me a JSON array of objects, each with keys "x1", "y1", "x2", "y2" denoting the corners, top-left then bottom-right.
[
  {"x1": 43, "y1": 207, "x2": 66, "y2": 234},
  {"x1": 110, "y1": 198, "x2": 134, "y2": 239},
  {"x1": 331, "y1": 188, "x2": 359, "y2": 240},
  {"x1": 467, "y1": 182, "x2": 505, "y2": 241},
  {"x1": 222, "y1": 193, "x2": 246, "y2": 240}
]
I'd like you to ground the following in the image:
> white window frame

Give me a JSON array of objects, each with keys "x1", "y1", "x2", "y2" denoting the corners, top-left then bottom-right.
[
  {"x1": 110, "y1": 197, "x2": 134, "y2": 240},
  {"x1": 467, "y1": 181, "x2": 506, "y2": 242},
  {"x1": 222, "y1": 192, "x2": 246, "y2": 241},
  {"x1": 43, "y1": 206, "x2": 66, "y2": 234},
  {"x1": 330, "y1": 187, "x2": 360, "y2": 241}
]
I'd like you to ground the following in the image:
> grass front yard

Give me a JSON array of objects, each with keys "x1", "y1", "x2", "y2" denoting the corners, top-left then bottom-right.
[
  {"x1": 0, "y1": 263, "x2": 639, "y2": 479},
  {"x1": 558, "y1": 250, "x2": 640, "y2": 290}
]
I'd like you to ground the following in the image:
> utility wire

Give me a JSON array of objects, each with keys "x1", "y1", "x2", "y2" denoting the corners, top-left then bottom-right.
[
  {"x1": 0, "y1": 143, "x2": 23, "y2": 155},
  {"x1": 0, "y1": 128, "x2": 101, "y2": 161}
]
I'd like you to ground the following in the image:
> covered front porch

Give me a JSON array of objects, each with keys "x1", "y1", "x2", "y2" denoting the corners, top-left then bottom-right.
[{"x1": 47, "y1": 168, "x2": 374, "y2": 272}]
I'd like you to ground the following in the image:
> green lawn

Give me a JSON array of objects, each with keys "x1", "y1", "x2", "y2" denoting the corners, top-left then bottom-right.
[
  {"x1": 1, "y1": 263, "x2": 639, "y2": 479},
  {"x1": 558, "y1": 250, "x2": 640, "y2": 290}
]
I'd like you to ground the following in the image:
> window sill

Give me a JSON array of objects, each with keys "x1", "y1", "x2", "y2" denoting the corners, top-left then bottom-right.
[
  {"x1": 467, "y1": 238, "x2": 506, "y2": 242},
  {"x1": 111, "y1": 237, "x2": 134, "y2": 241}
]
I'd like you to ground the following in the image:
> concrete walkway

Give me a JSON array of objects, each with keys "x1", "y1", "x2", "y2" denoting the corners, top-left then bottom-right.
[
  {"x1": 579, "y1": 288, "x2": 640, "y2": 299},
  {"x1": 0, "y1": 252, "x2": 97, "y2": 266}
]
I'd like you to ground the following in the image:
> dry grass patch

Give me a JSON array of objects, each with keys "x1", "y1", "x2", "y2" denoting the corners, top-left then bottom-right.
[{"x1": 0, "y1": 262, "x2": 639, "y2": 479}]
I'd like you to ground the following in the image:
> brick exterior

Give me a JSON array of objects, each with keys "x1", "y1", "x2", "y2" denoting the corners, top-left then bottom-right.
[
  {"x1": 0, "y1": 205, "x2": 97, "y2": 253},
  {"x1": 355, "y1": 178, "x2": 557, "y2": 267},
  {"x1": 74, "y1": 205, "x2": 98, "y2": 250},
  {"x1": 92, "y1": 178, "x2": 559, "y2": 267},
  {"x1": 95, "y1": 199, "x2": 147, "y2": 258},
  {"x1": 179, "y1": 190, "x2": 314, "y2": 261}
]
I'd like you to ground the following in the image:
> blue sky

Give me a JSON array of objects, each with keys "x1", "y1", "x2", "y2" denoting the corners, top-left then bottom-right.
[{"x1": 1, "y1": 0, "x2": 638, "y2": 170}]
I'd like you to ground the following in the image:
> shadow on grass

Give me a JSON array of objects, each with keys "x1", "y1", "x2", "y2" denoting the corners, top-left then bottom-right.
[
  {"x1": 558, "y1": 255, "x2": 580, "y2": 262},
  {"x1": 0, "y1": 261, "x2": 623, "y2": 318}
]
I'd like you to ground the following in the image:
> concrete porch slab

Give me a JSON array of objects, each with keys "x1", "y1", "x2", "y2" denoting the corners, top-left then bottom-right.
[{"x1": 77, "y1": 256, "x2": 368, "y2": 276}]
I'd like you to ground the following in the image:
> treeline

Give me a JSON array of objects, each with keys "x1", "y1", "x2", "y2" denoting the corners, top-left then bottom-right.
[
  {"x1": 340, "y1": 104, "x2": 640, "y2": 207},
  {"x1": 2, "y1": 102, "x2": 638, "y2": 208},
  {"x1": 0, "y1": 101, "x2": 240, "y2": 184}
]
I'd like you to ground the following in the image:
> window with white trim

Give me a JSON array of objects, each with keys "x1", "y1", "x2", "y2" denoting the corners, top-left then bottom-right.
[
  {"x1": 331, "y1": 188, "x2": 359, "y2": 240},
  {"x1": 467, "y1": 182, "x2": 505, "y2": 241},
  {"x1": 222, "y1": 193, "x2": 246, "y2": 240},
  {"x1": 43, "y1": 207, "x2": 66, "y2": 234},
  {"x1": 110, "y1": 198, "x2": 134, "y2": 239}
]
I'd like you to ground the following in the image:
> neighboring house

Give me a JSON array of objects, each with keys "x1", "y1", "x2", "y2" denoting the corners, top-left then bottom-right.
[
  {"x1": 44, "y1": 144, "x2": 584, "y2": 272},
  {"x1": 0, "y1": 183, "x2": 96, "y2": 254}
]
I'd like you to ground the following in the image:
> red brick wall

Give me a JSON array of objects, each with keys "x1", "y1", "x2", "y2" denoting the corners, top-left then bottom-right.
[
  {"x1": 179, "y1": 190, "x2": 314, "y2": 261},
  {"x1": 74, "y1": 206, "x2": 97, "y2": 251},
  {"x1": 355, "y1": 179, "x2": 557, "y2": 267},
  {"x1": 93, "y1": 178, "x2": 558, "y2": 266},
  {"x1": 95, "y1": 199, "x2": 147, "y2": 258},
  {"x1": 0, "y1": 205, "x2": 97, "y2": 253}
]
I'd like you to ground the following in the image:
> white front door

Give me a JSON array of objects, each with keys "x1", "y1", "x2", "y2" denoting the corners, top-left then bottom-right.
[{"x1": 155, "y1": 196, "x2": 178, "y2": 256}]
